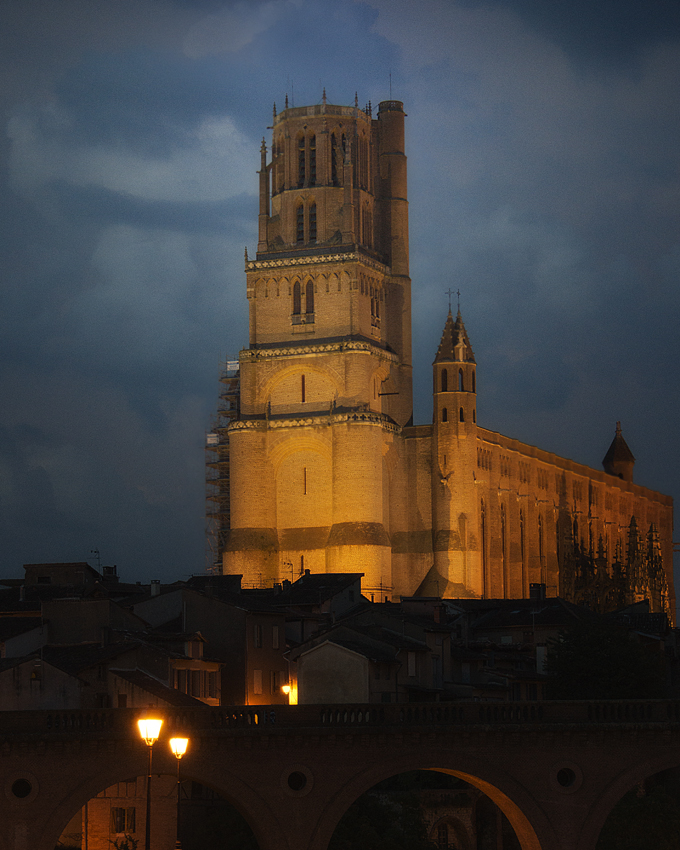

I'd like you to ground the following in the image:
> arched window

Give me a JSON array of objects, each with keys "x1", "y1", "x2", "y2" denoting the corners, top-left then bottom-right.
[
  {"x1": 441, "y1": 369, "x2": 448, "y2": 392},
  {"x1": 442, "y1": 407, "x2": 448, "y2": 423},
  {"x1": 293, "y1": 281, "x2": 301, "y2": 315},
  {"x1": 539, "y1": 514, "x2": 546, "y2": 583},
  {"x1": 296, "y1": 204, "x2": 304, "y2": 243},
  {"x1": 305, "y1": 280, "x2": 314, "y2": 315},
  {"x1": 501, "y1": 503, "x2": 507, "y2": 598},
  {"x1": 309, "y1": 203, "x2": 317, "y2": 243},
  {"x1": 298, "y1": 136, "x2": 305, "y2": 187},
  {"x1": 331, "y1": 133, "x2": 338, "y2": 186},
  {"x1": 472, "y1": 371, "x2": 476, "y2": 393},
  {"x1": 301, "y1": 374, "x2": 306, "y2": 403},
  {"x1": 481, "y1": 499, "x2": 487, "y2": 597},
  {"x1": 459, "y1": 407, "x2": 465, "y2": 422},
  {"x1": 459, "y1": 369, "x2": 464, "y2": 391},
  {"x1": 362, "y1": 203, "x2": 372, "y2": 247},
  {"x1": 309, "y1": 135, "x2": 316, "y2": 186}
]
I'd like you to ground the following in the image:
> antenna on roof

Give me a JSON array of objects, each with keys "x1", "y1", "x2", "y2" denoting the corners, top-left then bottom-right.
[{"x1": 90, "y1": 548, "x2": 101, "y2": 570}]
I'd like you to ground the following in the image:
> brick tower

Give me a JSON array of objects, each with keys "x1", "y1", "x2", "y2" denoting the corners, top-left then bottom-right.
[
  {"x1": 219, "y1": 94, "x2": 673, "y2": 617},
  {"x1": 223, "y1": 95, "x2": 412, "y2": 597}
]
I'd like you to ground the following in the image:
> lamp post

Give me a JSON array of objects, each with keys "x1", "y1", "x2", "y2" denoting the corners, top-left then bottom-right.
[
  {"x1": 169, "y1": 737, "x2": 189, "y2": 849},
  {"x1": 137, "y1": 716, "x2": 163, "y2": 850}
]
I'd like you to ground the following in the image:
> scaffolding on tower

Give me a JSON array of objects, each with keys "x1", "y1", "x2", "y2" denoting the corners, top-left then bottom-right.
[{"x1": 205, "y1": 359, "x2": 240, "y2": 574}]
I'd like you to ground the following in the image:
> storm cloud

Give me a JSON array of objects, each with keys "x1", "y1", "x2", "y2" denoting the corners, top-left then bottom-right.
[{"x1": 1, "y1": 0, "x2": 678, "y2": 606}]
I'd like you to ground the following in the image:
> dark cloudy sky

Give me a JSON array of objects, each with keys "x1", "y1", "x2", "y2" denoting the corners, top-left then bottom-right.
[{"x1": 1, "y1": 0, "x2": 679, "y2": 602}]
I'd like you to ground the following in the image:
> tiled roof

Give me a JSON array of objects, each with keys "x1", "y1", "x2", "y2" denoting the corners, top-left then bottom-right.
[{"x1": 109, "y1": 668, "x2": 205, "y2": 707}]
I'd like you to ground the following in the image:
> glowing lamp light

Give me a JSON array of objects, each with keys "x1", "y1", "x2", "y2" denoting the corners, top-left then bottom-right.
[
  {"x1": 170, "y1": 737, "x2": 189, "y2": 758},
  {"x1": 281, "y1": 684, "x2": 291, "y2": 695},
  {"x1": 137, "y1": 717, "x2": 163, "y2": 746}
]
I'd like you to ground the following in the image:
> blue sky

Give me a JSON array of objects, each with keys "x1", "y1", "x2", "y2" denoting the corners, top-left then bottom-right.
[{"x1": 1, "y1": 0, "x2": 679, "y2": 603}]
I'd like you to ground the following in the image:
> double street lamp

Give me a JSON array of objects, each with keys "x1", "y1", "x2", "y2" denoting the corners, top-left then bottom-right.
[
  {"x1": 137, "y1": 716, "x2": 190, "y2": 850},
  {"x1": 137, "y1": 717, "x2": 163, "y2": 850},
  {"x1": 169, "y1": 737, "x2": 189, "y2": 849}
]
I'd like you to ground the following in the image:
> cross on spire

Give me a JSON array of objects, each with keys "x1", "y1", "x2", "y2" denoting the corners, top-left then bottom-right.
[{"x1": 445, "y1": 288, "x2": 460, "y2": 312}]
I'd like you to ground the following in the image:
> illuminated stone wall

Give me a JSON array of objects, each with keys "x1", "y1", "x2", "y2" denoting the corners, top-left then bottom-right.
[{"x1": 222, "y1": 97, "x2": 674, "y2": 617}]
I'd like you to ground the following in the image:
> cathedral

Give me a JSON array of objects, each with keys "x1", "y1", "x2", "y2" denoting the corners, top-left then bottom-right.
[{"x1": 216, "y1": 94, "x2": 673, "y2": 617}]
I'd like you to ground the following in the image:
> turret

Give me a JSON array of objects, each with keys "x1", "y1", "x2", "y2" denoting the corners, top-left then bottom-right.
[
  {"x1": 603, "y1": 421, "x2": 635, "y2": 482},
  {"x1": 430, "y1": 307, "x2": 481, "y2": 597},
  {"x1": 376, "y1": 100, "x2": 408, "y2": 275},
  {"x1": 257, "y1": 138, "x2": 269, "y2": 253},
  {"x1": 433, "y1": 309, "x2": 476, "y2": 431}
]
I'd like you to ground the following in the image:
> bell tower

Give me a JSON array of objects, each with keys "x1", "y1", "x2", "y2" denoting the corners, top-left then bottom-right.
[
  {"x1": 224, "y1": 95, "x2": 412, "y2": 598},
  {"x1": 431, "y1": 309, "x2": 481, "y2": 596}
]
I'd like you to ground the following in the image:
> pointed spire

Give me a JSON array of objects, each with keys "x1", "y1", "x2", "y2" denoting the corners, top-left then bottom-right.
[
  {"x1": 273, "y1": 102, "x2": 277, "y2": 119},
  {"x1": 285, "y1": 93, "x2": 289, "y2": 109},
  {"x1": 244, "y1": 246, "x2": 249, "y2": 262},
  {"x1": 354, "y1": 91, "x2": 359, "y2": 108},
  {"x1": 602, "y1": 421, "x2": 635, "y2": 482},
  {"x1": 434, "y1": 307, "x2": 475, "y2": 364},
  {"x1": 322, "y1": 87, "x2": 327, "y2": 105}
]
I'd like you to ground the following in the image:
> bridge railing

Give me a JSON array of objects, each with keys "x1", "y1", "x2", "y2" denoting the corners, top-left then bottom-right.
[{"x1": 3, "y1": 700, "x2": 680, "y2": 739}]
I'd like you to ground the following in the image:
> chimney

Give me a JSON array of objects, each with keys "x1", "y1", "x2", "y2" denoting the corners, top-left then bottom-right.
[
  {"x1": 529, "y1": 583, "x2": 546, "y2": 601},
  {"x1": 150, "y1": 580, "x2": 161, "y2": 597}
]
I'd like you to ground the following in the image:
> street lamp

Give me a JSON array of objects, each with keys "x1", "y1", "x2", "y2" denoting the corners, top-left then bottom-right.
[
  {"x1": 169, "y1": 737, "x2": 189, "y2": 849},
  {"x1": 137, "y1": 716, "x2": 163, "y2": 850}
]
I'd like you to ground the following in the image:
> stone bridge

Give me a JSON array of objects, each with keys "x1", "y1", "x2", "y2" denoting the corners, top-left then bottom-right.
[{"x1": 2, "y1": 700, "x2": 680, "y2": 850}]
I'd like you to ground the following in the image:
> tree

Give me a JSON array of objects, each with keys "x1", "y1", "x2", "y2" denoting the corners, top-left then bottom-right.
[
  {"x1": 329, "y1": 772, "x2": 445, "y2": 850},
  {"x1": 545, "y1": 617, "x2": 667, "y2": 700},
  {"x1": 597, "y1": 770, "x2": 680, "y2": 850}
]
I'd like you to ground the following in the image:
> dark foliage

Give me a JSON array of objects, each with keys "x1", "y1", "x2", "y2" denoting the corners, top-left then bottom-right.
[
  {"x1": 544, "y1": 617, "x2": 667, "y2": 699},
  {"x1": 180, "y1": 799, "x2": 259, "y2": 850},
  {"x1": 328, "y1": 771, "x2": 448, "y2": 850},
  {"x1": 597, "y1": 770, "x2": 680, "y2": 850}
]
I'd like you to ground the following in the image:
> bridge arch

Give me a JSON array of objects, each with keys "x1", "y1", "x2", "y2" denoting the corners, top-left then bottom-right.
[
  {"x1": 306, "y1": 748, "x2": 552, "y2": 850},
  {"x1": 578, "y1": 750, "x2": 680, "y2": 849},
  {"x1": 36, "y1": 744, "x2": 283, "y2": 850}
]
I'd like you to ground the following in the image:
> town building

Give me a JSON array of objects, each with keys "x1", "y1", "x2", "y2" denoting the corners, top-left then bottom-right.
[{"x1": 217, "y1": 94, "x2": 673, "y2": 618}]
